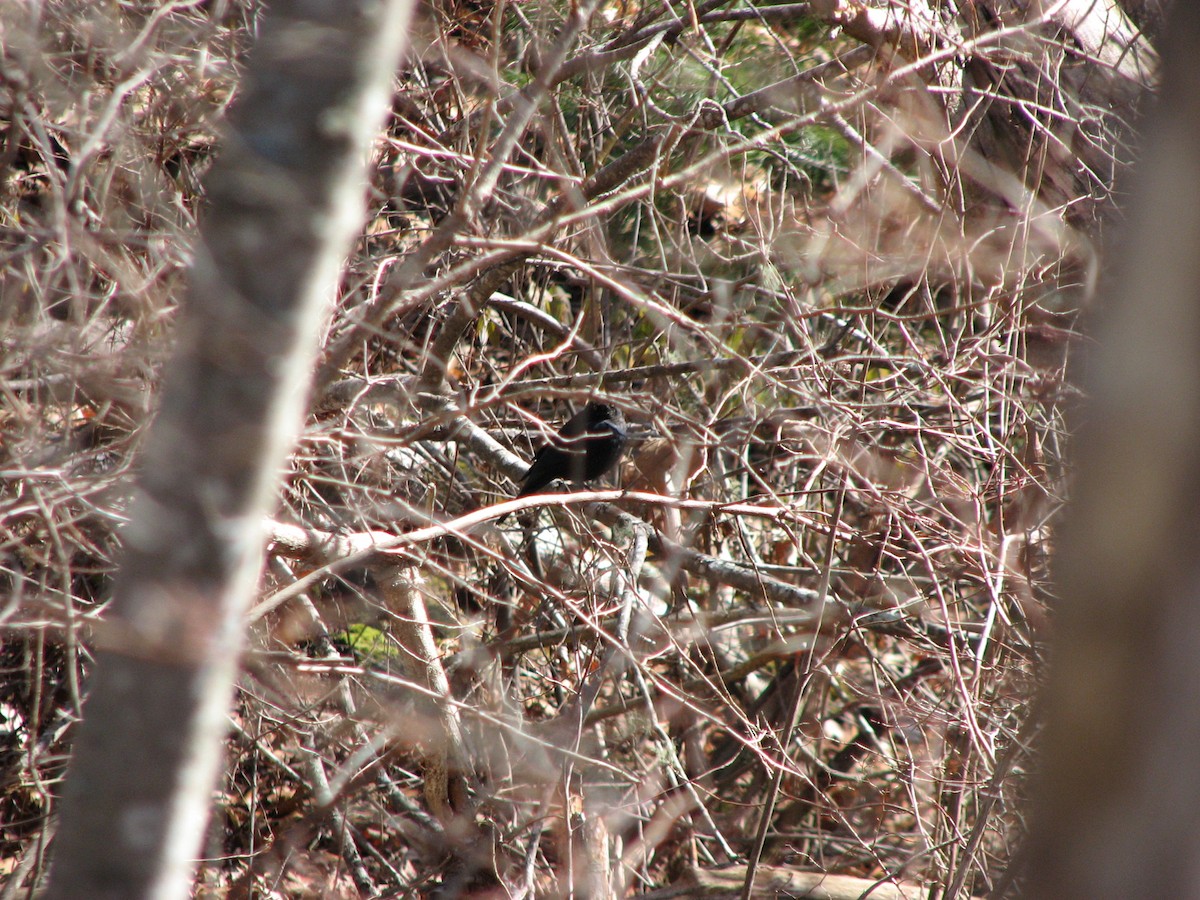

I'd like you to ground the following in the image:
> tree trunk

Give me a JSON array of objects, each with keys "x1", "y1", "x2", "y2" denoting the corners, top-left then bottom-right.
[
  {"x1": 1025, "y1": 4, "x2": 1200, "y2": 897},
  {"x1": 42, "y1": 2, "x2": 414, "y2": 897}
]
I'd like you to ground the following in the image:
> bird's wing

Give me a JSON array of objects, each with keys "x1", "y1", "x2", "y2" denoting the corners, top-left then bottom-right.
[{"x1": 553, "y1": 409, "x2": 593, "y2": 442}]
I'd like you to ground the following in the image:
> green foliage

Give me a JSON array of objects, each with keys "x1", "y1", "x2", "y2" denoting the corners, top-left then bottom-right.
[{"x1": 338, "y1": 624, "x2": 398, "y2": 663}]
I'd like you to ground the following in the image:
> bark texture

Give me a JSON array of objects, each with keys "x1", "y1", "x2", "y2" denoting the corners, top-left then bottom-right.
[{"x1": 42, "y1": 2, "x2": 415, "y2": 897}]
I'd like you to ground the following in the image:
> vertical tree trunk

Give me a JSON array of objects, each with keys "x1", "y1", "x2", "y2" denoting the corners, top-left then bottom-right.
[
  {"x1": 1026, "y1": 4, "x2": 1200, "y2": 897},
  {"x1": 42, "y1": 2, "x2": 414, "y2": 897}
]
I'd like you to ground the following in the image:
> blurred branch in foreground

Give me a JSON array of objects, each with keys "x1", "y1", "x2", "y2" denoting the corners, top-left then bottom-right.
[{"x1": 41, "y1": 2, "x2": 415, "y2": 898}]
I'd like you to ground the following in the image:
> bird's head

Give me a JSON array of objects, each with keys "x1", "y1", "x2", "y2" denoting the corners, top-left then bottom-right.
[{"x1": 585, "y1": 402, "x2": 624, "y2": 428}]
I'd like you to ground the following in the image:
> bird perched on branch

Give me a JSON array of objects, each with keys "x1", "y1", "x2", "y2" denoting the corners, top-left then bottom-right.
[{"x1": 502, "y1": 402, "x2": 628, "y2": 518}]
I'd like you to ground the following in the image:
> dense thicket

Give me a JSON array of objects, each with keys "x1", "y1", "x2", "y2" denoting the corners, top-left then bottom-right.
[{"x1": 0, "y1": 1, "x2": 1157, "y2": 896}]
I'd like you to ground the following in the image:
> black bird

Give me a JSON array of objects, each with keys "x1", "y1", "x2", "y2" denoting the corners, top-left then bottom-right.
[{"x1": 505, "y1": 402, "x2": 628, "y2": 515}]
